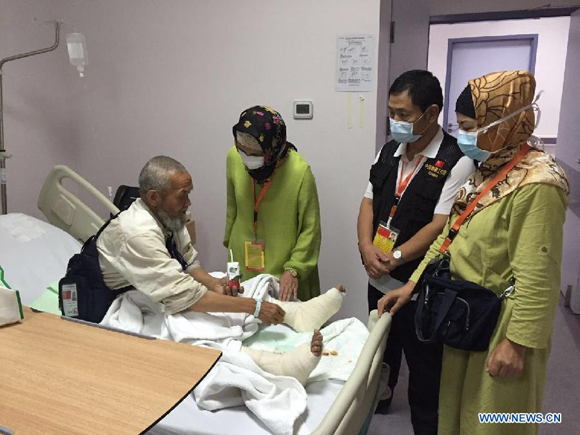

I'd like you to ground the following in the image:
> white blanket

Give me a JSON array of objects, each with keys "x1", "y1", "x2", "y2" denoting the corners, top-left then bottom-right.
[{"x1": 101, "y1": 274, "x2": 367, "y2": 435}]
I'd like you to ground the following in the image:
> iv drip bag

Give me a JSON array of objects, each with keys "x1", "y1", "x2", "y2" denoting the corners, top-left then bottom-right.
[{"x1": 67, "y1": 33, "x2": 88, "y2": 77}]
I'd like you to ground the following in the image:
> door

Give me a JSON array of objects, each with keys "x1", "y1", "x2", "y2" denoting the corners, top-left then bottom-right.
[{"x1": 443, "y1": 35, "x2": 538, "y2": 136}]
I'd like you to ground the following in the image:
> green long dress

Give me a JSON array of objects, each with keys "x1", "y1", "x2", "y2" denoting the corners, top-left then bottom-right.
[
  {"x1": 224, "y1": 146, "x2": 321, "y2": 300},
  {"x1": 410, "y1": 183, "x2": 568, "y2": 435}
]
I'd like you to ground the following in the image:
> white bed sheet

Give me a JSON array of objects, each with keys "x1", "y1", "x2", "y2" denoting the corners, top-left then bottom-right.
[
  {"x1": 0, "y1": 213, "x2": 81, "y2": 304},
  {"x1": 149, "y1": 325, "x2": 345, "y2": 435}
]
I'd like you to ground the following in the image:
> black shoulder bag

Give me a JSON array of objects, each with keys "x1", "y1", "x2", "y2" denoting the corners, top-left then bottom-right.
[
  {"x1": 414, "y1": 144, "x2": 529, "y2": 352},
  {"x1": 59, "y1": 212, "x2": 132, "y2": 323}
]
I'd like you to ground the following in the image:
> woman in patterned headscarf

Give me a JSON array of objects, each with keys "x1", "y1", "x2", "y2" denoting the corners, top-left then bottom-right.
[
  {"x1": 224, "y1": 106, "x2": 321, "y2": 301},
  {"x1": 378, "y1": 71, "x2": 569, "y2": 434}
]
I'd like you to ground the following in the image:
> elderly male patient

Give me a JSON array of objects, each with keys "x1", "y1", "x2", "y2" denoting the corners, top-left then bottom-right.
[{"x1": 96, "y1": 156, "x2": 345, "y2": 384}]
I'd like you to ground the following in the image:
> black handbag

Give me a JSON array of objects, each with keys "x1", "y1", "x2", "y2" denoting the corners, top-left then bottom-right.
[
  {"x1": 413, "y1": 144, "x2": 529, "y2": 352},
  {"x1": 415, "y1": 256, "x2": 513, "y2": 351},
  {"x1": 59, "y1": 213, "x2": 132, "y2": 323}
]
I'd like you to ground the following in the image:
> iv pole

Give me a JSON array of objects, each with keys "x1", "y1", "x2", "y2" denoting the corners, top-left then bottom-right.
[{"x1": 0, "y1": 21, "x2": 61, "y2": 215}]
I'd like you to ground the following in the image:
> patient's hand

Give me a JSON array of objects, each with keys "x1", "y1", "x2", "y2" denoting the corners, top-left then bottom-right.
[
  {"x1": 258, "y1": 301, "x2": 285, "y2": 325},
  {"x1": 279, "y1": 271, "x2": 298, "y2": 301},
  {"x1": 212, "y1": 277, "x2": 244, "y2": 297}
]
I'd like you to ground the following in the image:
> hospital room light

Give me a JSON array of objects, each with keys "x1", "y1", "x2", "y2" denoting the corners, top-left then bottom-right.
[{"x1": 0, "y1": 20, "x2": 87, "y2": 215}]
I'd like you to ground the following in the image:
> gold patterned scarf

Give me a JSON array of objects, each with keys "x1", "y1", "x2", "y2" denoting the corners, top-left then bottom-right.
[{"x1": 453, "y1": 71, "x2": 569, "y2": 216}]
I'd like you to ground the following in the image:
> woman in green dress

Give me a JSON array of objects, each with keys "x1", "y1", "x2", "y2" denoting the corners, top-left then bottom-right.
[
  {"x1": 378, "y1": 71, "x2": 570, "y2": 434},
  {"x1": 224, "y1": 106, "x2": 321, "y2": 301}
]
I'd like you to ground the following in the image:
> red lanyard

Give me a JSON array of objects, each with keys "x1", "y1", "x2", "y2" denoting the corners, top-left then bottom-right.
[
  {"x1": 389, "y1": 156, "x2": 425, "y2": 220},
  {"x1": 252, "y1": 178, "x2": 273, "y2": 235},
  {"x1": 439, "y1": 144, "x2": 530, "y2": 254}
]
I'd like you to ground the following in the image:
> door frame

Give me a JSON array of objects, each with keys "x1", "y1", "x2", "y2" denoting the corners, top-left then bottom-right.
[{"x1": 443, "y1": 33, "x2": 539, "y2": 132}]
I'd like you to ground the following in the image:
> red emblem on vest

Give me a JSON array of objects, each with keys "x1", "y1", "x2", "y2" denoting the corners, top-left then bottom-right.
[{"x1": 435, "y1": 160, "x2": 445, "y2": 168}]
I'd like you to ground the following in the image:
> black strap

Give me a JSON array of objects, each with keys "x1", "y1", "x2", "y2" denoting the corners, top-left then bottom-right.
[
  {"x1": 166, "y1": 235, "x2": 188, "y2": 272},
  {"x1": 82, "y1": 211, "x2": 124, "y2": 251},
  {"x1": 415, "y1": 285, "x2": 457, "y2": 343}
]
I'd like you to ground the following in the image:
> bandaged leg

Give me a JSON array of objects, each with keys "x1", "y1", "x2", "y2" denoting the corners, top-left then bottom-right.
[
  {"x1": 270, "y1": 285, "x2": 346, "y2": 332},
  {"x1": 242, "y1": 330, "x2": 323, "y2": 385}
]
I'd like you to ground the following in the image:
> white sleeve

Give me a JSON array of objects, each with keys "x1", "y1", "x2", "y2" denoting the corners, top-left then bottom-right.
[
  {"x1": 433, "y1": 156, "x2": 475, "y2": 215},
  {"x1": 364, "y1": 149, "x2": 383, "y2": 200}
]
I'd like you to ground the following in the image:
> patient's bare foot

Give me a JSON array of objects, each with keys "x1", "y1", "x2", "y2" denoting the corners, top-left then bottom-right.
[
  {"x1": 335, "y1": 284, "x2": 346, "y2": 293},
  {"x1": 311, "y1": 329, "x2": 323, "y2": 357}
]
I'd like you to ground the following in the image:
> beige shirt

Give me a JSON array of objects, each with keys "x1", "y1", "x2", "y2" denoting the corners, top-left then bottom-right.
[{"x1": 97, "y1": 199, "x2": 207, "y2": 315}]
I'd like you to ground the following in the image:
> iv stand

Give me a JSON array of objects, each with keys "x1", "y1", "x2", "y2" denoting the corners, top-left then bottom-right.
[{"x1": 0, "y1": 21, "x2": 61, "y2": 215}]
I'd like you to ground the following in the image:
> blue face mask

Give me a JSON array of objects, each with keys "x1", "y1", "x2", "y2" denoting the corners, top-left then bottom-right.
[
  {"x1": 457, "y1": 130, "x2": 491, "y2": 162},
  {"x1": 389, "y1": 110, "x2": 428, "y2": 143}
]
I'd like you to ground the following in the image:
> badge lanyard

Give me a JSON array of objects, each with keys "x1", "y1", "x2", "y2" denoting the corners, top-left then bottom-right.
[
  {"x1": 372, "y1": 155, "x2": 424, "y2": 255},
  {"x1": 388, "y1": 155, "x2": 424, "y2": 226},
  {"x1": 439, "y1": 144, "x2": 530, "y2": 255},
  {"x1": 245, "y1": 178, "x2": 271, "y2": 272},
  {"x1": 252, "y1": 178, "x2": 273, "y2": 236}
]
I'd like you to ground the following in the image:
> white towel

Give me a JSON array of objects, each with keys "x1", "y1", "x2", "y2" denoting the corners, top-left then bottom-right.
[{"x1": 193, "y1": 345, "x2": 307, "y2": 435}]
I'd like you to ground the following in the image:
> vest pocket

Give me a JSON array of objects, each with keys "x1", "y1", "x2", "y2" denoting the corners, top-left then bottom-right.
[{"x1": 413, "y1": 181, "x2": 441, "y2": 212}]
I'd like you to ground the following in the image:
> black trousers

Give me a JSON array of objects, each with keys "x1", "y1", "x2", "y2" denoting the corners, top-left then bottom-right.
[{"x1": 368, "y1": 282, "x2": 443, "y2": 435}]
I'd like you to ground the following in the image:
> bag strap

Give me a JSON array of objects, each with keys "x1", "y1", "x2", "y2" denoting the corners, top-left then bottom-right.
[
  {"x1": 439, "y1": 144, "x2": 530, "y2": 254},
  {"x1": 414, "y1": 286, "x2": 433, "y2": 342},
  {"x1": 415, "y1": 285, "x2": 458, "y2": 343},
  {"x1": 81, "y1": 211, "x2": 123, "y2": 250}
]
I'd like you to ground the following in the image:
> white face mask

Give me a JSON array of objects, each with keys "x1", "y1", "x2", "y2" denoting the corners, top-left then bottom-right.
[{"x1": 238, "y1": 148, "x2": 265, "y2": 170}]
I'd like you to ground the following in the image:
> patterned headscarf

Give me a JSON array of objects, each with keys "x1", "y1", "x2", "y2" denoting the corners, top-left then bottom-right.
[
  {"x1": 232, "y1": 105, "x2": 296, "y2": 183},
  {"x1": 453, "y1": 71, "x2": 569, "y2": 216}
]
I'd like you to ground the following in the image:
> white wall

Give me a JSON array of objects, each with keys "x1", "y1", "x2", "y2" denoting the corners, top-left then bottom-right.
[
  {"x1": 4, "y1": 0, "x2": 386, "y2": 321},
  {"x1": 428, "y1": 17, "x2": 571, "y2": 142},
  {"x1": 0, "y1": 0, "x2": 78, "y2": 217}
]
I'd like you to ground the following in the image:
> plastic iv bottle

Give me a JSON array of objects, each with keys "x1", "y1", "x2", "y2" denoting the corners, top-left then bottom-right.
[{"x1": 66, "y1": 33, "x2": 88, "y2": 77}]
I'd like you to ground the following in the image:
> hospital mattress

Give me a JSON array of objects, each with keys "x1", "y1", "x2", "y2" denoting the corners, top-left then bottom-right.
[{"x1": 0, "y1": 213, "x2": 81, "y2": 304}]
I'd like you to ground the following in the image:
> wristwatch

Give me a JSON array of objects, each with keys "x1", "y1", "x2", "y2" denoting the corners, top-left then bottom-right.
[
  {"x1": 285, "y1": 268, "x2": 298, "y2": 278},
  {"x1": 392, "y1": 249, "x2": 405, "y2": 264}
]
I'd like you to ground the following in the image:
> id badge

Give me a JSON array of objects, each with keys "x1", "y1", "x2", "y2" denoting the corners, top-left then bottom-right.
[
  {"x1": 245, "y1": 240, "x2": 265, "y2": 272},
  {"x1": 372, "y1": 221, "x2": 399, "y2": 254}
]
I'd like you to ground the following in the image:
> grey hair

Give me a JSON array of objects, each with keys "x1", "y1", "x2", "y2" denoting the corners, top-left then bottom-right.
[{"x1": 138, "y1": 156, "x2": 188, "y2": 198}]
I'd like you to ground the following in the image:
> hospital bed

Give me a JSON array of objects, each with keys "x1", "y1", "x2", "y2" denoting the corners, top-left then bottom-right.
[{"x1": 0, "y1": 165, "x2": 392, "y2": 434}]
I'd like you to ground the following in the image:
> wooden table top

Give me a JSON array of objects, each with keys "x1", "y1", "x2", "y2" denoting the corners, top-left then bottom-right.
[{"x1": 0, "y1": 308, "x2": 221, "y2": 434}]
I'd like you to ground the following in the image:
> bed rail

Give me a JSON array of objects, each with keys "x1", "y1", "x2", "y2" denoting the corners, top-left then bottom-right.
[
  {"x1": 37, "y1": 165, "x2": 119, "y2": 243},
  {"x1": 311, "y1": 309, "x2": 392, "y2": 435}
]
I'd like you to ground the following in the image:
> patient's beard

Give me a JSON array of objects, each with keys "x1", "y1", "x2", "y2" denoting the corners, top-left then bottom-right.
[{"x1": 158, "y1": 209, "x2": 186, "y2": 233}]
